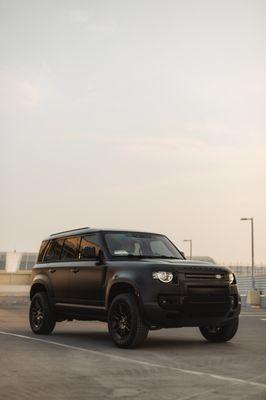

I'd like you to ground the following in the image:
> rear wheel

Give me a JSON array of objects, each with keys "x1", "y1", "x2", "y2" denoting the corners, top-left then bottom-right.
[
  {"x1": 108, "y1": 293, "x2": 149, "y2": 348},
  {"x1": 29, "y1": 292, "x2": 56, "y2": 334},
  {"x1": 199, "y1": 317, "x2": 239, "y2": 342}
]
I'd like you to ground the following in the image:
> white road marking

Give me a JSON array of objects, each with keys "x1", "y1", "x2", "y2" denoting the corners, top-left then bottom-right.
[
  {"x1": 176, "y1": 370, "x2": 266, "y2": 400},
  {"x1": 261, "y1": 319, "x2": 266, "y2": 321},
  {"x1": 0, "y1": 330, "x2": 266, "y2": 390},
  {"x1": 240, "y1": 315, "x2": 266, "y2": 317}
]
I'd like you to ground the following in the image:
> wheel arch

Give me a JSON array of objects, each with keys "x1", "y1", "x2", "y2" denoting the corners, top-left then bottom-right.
[
  {"x1": 30, "y1": 283, "x2": 47, "y2": 299},
  {"x1": 106, "y1": 280, "x2": 143, "y2": 311},
  {"x1": 30, "y1": 275, "x2": 53, "y2": 301}
]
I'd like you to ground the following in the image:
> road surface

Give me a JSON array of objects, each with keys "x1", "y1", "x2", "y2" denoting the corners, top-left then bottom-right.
[{"x1": 0, "y1": 305, "x2": 265, "y2": 400}]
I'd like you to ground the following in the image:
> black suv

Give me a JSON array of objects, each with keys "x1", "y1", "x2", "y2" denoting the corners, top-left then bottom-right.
[{"x1": 29, "y1": 227, "x2": 241, "y2": 348}]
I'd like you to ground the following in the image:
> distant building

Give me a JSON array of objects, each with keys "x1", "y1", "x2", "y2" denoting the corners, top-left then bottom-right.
[
  {"x1": 0, "y1": 251, "x2": 38, "y2": 272},
  {"x1": 0, "y1": 252, "x2": 6, "y2": 270}
]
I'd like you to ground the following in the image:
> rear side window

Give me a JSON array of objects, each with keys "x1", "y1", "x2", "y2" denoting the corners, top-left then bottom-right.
[
  {"x1": 43, "y1": 239, "x2": 64, "y2": 262},
  {"x1": 61, "y1": 237, "x2": 80, "y2": 261},
  {"x1": 37, "y1": 240, "x2": 49, "y2": 262}
]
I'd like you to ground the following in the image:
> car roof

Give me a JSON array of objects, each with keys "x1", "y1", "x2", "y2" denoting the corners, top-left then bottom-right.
[{"x1": 44, "y1": 227, "x2": 163, "y2": 240}]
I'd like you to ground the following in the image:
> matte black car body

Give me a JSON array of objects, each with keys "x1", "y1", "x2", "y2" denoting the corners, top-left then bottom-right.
[{"x1": 30, "y1": 227, "x2": 241, "y2": 331}]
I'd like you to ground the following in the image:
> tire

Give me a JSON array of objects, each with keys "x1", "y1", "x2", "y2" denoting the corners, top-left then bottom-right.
[
  {"x1": 108, "y1": 293, "x2": 149, "y2": 348},
  {"x1": 29, "y1": 292, "x2": 56, "y2": 335},
  {"x1": 199, "y1": 317, "x2": 239, "y2": 343}
]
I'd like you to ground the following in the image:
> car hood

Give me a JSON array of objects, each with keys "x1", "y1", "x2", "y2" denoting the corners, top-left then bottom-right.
[
  {"x1": 111, "y1": 258, "x2": 231, "y2": 273},
  {"x1": 150, "y1": 259, "x2": 230, "y2": 273}
]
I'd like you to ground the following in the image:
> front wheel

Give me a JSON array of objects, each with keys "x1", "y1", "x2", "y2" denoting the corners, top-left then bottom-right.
[
  {"x1": 108, "y1": 293, "x2": 149, "y2": 348},
  {"x1": 29, "y1": 292, "x2": 56, "y2": 334},
  {"x1": 199, "y1": 317, "x2": 239, "y2": 342}
]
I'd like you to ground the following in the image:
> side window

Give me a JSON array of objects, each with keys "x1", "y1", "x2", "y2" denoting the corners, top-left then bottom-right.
[
  {"x1": 79, "y1": 234, "x2": 101, "y2": 259},
  {"x1": 37, "y1": 240, "x2": 49, "y2": 262},
  {"x1": 61, "y1": 237, "x2": 80, "y2": 261},
  {"x1": 43, "y1": 239, "x2": 64, "y2": 262}
]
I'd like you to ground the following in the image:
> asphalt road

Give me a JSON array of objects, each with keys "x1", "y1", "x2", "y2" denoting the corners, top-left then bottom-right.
[{"x1": 0, "y1": 305, "x2": 266, "y2": 400}]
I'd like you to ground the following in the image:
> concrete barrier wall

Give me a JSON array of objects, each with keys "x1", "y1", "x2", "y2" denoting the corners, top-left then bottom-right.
[{"x1": 0, "y1": 271, "x2": 32, "y2": 285}]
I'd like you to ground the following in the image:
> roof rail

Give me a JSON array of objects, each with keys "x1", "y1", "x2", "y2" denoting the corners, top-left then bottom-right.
[{"x1": 50, "y1": 227, "x2": 90, "y2": 236}]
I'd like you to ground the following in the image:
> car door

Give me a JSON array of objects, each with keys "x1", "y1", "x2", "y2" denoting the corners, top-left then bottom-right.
[
  {"x1": 43, "y1": 238, "x2": 70, "y2": 302},
  {"x1": 70, "y1": 233, "x2": 106, "y2": 306},
  {"x1": 55, "y1": 235, "x2": 81, "y2": 304}
]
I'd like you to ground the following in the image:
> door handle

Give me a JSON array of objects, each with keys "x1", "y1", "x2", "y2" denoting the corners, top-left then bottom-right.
[
  {"x1": 49, "y1": 268, "x2": 56, "y2": 274},
  {"x1": 71, "y1": 268, "x2": 80, "y2": 274}
]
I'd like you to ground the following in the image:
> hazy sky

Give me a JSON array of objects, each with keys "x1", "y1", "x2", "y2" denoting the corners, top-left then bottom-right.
[{"x1": 1, "y1": 0, "x2": 266, "y2": 265}]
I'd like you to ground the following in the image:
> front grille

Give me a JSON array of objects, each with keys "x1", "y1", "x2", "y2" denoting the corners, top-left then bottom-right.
[
  {"x1": 158, "y1": 284, "x2": 234, "y2": 317},
  {"x1": 185, "y1": 303, "x2": 230, "y2": 317},
  {"x1": 185, "y1": 272, "x2": 226, "y2": 280},
  {"x1": 187, "y1": 286, "x2": 228, "y2": 296},
  {"x1": 186, "y1": 286, "x2": 230, "y2": 317}
]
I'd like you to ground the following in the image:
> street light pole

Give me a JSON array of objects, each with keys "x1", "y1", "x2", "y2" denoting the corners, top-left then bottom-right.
[
  {"x1": 183, "y1": 239, "x2": 192, "y2": 260},
  {"x1": 240, "y1": 217, "x2": 255, "y2": 290},
  {"x1": 251, "y1": 218, "x2": 254, "y2": 288}
]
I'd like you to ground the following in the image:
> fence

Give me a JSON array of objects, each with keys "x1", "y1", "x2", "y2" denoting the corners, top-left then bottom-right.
[
  {"x1": 236, "y1": 275, "x2": 266, "y2": 308},
  {"x1": 231, "y1": 265, "x2": 266, "y2": 277},
  {"x1": 236, "y1": 275, "x2": 266, "y2": 295}
]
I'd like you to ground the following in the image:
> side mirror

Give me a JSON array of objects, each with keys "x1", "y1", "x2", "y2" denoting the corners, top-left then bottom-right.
[{"x1": 80, "y1": 246, "x2": 96, "y2": 259}]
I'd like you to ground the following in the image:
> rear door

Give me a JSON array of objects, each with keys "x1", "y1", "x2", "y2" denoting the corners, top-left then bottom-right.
[
  {"x1": 58, "y1": 235, "x2": 81, "y2": 303},
  {"x1": 43, "y1": 238, "x2": 69, "y2": 301},
  {"x1": 70, "y1": 233, "x2": 106, "y2": 306}
]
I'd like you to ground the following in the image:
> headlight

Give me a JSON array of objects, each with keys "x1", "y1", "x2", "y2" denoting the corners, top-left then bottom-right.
[
  {"x1": 152, "y1": 271, "x2": 173, "y2": 283},
  {"x1": 229, "y1": 273, "x2": 235, "y2": 284}
]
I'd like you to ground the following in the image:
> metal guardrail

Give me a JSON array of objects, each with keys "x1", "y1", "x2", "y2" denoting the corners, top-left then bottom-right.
[
  {"x1": 236, "y1": 275, "x2": 266, "y2": 295},
  {"x1": 237, "y1": 275, "x2": 266, "y2": 309}
]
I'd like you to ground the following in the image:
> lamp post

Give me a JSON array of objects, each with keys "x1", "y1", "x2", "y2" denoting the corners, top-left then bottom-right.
[
  {"x1": 183, "y1": 239, "x2": 192, "y2": 260},
  {"x1": 240, "y1": 217, "x2": 255, "y2": 290}
]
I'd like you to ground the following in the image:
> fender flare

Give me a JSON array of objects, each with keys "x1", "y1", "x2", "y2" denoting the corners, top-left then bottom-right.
[
  {"x1": 105, "y1": 277, "x2": 145, "y2": 317},
  {"x1": 30, "y1": 274, "x2": 54, "y2": 304}
]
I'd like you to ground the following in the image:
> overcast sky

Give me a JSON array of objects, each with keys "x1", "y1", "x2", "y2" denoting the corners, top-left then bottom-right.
[{"x1": 0, "y1": 0, "x2": 265, "y2": 265}]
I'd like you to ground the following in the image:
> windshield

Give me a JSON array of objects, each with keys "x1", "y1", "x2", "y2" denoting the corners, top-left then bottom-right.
[{"x1": 104, "y1": 232, "x2": 183, "y2": 259}]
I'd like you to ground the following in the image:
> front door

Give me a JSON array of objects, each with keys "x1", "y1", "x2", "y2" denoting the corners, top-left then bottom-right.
[{"x1": 70, "y1": 233, "x2": 106, "y2": 307}]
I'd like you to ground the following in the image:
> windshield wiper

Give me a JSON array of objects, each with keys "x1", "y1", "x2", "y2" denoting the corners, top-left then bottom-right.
[
  {"x1": 113, "y1": 254, "x2": 180, "y2": 259},
  {"x1": 148, "y1": 255, "x2": 180, "y2": 259},
  {"x1": 119, "y1": 254, "x2": 147, "y2": 258}
]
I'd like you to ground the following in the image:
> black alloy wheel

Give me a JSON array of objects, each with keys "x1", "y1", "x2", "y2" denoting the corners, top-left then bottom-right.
[
  {"x1": 199, "y1": 317, "x2": 239, "y2": 342},
  {"x1": 108, "y1": 293, "x2": 149, "y2": 348},
  {"x1": 29, "y1": 292, "x2": 56, "y2": 335},
  {"x1": 31, "y1": 296, "x2": 44, "y2": 330},
  {"x1": 111, "y1": 301, "x2": 132, "y2": 341}
]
